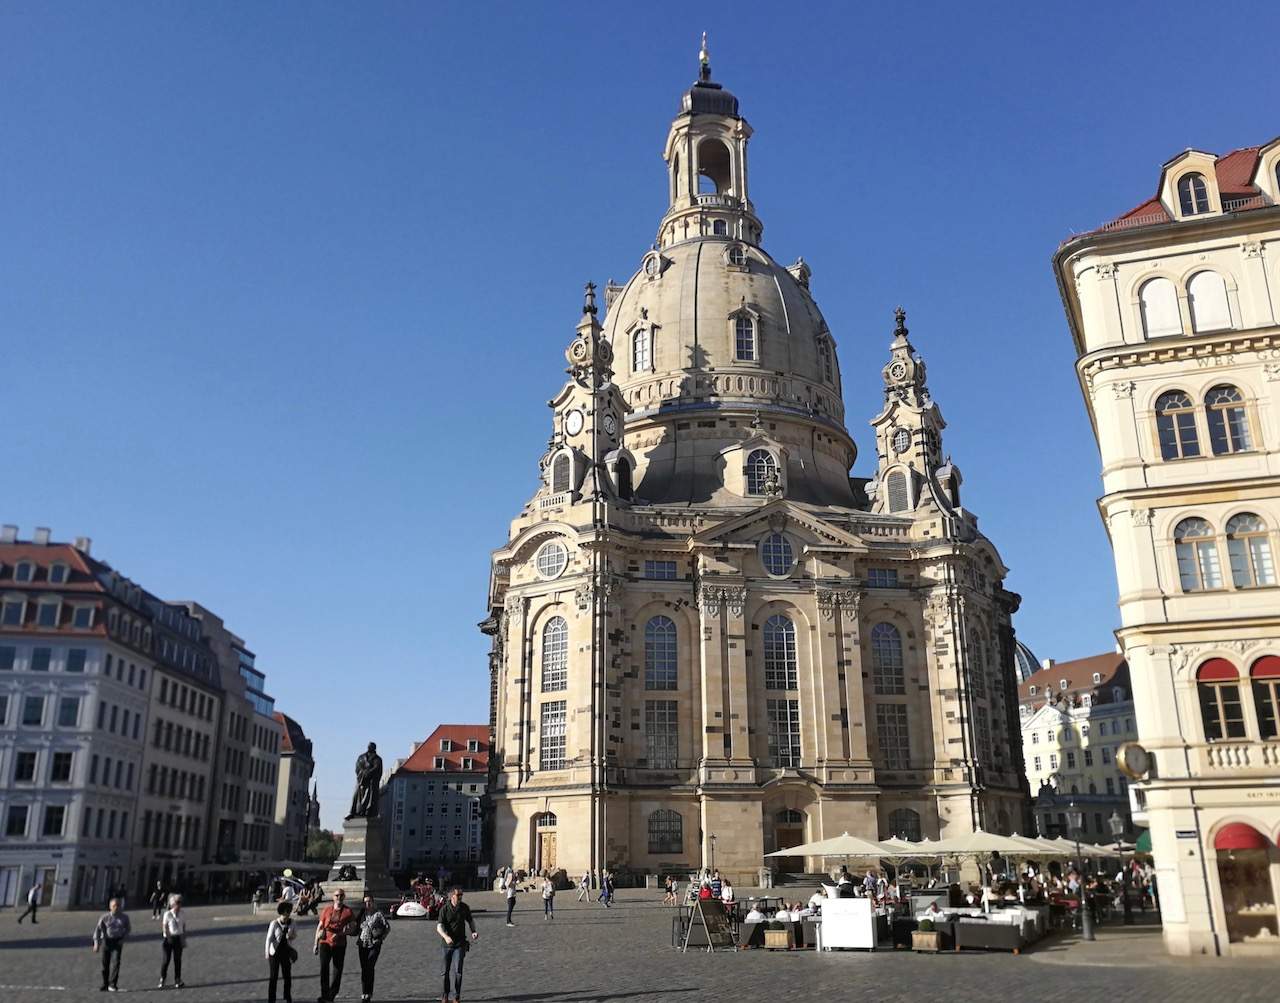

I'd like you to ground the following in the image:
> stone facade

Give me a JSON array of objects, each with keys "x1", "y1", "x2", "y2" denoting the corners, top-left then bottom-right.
[
  {"x1": 483, "y1": 53, "x2": 1027, "y2": 886},
  {"x1": 1054, "y1": 140, "x2": 1280, "y2": 956}
]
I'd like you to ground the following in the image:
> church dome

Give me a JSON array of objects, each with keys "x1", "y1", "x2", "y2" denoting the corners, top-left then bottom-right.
[
  {"x1": 682, "y1": 78, "x2": 738, "y2": 117},
  {"x1": 604, "y1": 239, "x2": 844, "y2": 426}
]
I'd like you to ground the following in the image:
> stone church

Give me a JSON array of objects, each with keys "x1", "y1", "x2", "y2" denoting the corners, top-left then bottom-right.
[{"x1": 483, "y1": 45, "x2": 1027, "y2": 884}]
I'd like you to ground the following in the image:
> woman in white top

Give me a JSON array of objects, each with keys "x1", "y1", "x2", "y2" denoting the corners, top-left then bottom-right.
[
  {"x1": 541, "y1": 875, "x2": 556, "y2": 920},
  {"x1": 720, "y1": 880, "x2": 734, "y2": 905},
  {"x1": 265, "y1": 901, "x2": 297, "y2": 1003},
  {"x1": 159, "y1": 894, "x2": 187, "y2": 988}
]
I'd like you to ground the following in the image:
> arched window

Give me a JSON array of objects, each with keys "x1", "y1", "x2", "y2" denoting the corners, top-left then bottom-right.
[
  {"x1": 870, "y1": 623, "x2": 905, "y2": 695},
  {"x1": 632, "y1": 328, "x2": 650, "y2": 372},
  {"x1": 887, "y1": 807, "x2": 921, "y2": 842},
  {"x1": 1251, "y1": 656, "x2": 1280, "y2": 740},
  {"x1": 745, "y1": 449, "x2": 775, "y2": 495},
  {"x1": 648, "y1": 809, "x2": 682, "y2": 854},
  {"x1": 1155, "y1": 391, "x2": 1201, "y2": 460},
  {"x1": 1226, "y1": 513, "x2": 1274, "y2": 588},
  {"x1": 1188, "y1": 271, "x2": 1232, "y2": 332},
  {"x1": 1205, "y1": 385, "x2": 1252, "y2": 455},
  {"x1": 541, "y1": 617, "x2": 568, "y2": 692},
  {"x1": 760, "y1": 533, "x2": 794, "y2": 576},
  {"x1": 734, "y1": 315, "x2": 756, "y2": 361},
  {"x1": 1139, "y1": 278, "x2": 1182, "y2": 338},
  {"x1": 1214, "y1": 822, "x2": 1278, "y2": 944},
  {"x1": 1197, "y1": 659, "x2": 1246, "y2": 740},
  {"x1": 712, "y1": 219, "x2": 728, "y2": 236},
  {"x1": 1177, "y1": 172, "x2": 1210, "y2": 215},
  {"x1": 1175, "y1": 517, "x2": 1222, "y2": 591},
  {"x1": 763, "y1": 614, "x2": 797, "y2": 689},
  {"x1": 551, "y1": 454, "x2": 571, "y2": 493},
  {"x1": 644, "y1": 615, "x2": 678, "y2": 690},
  {"x1": 615, "y1": 458, "x2": 633, "y2": 501},
  {"x1": 886, "y1": 470, "x2": 909, "y2": 512}
]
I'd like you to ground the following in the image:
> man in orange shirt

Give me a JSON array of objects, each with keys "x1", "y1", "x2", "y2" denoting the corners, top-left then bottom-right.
[{"x1": 313, "y1": 889, "x2": 355, "y2": 1002}]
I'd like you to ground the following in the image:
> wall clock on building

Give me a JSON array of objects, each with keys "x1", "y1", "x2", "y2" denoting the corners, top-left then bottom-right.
[
  {"x1": 602, "y1": 414, "x2": 617, "y2": 437},
  {"x1": 564, "y1": 409, "x2": 584, "y2": 436},
  {"x1": 891, "y1": 427, "x2": 911, "y2": 453}
]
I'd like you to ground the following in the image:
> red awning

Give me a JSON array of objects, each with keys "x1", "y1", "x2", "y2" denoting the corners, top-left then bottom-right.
[
  {"x1": 1197, "y1": 658, "x2": 1239, "y2": 682},
  {"x1": 1251, "y1": 656, "x2": 1280, "y2": 679},
  {"x1": 1214, "y1": 823, "x2": 1269, "y2": 851}
]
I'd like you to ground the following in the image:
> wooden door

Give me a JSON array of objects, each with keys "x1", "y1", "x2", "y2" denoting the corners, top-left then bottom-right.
[
  {"x1": 539, "y1": 832, "x2": 557, "y2": 872},
  {"x1": 774, "y1": 826, "x2": 804, "y2": 874}
]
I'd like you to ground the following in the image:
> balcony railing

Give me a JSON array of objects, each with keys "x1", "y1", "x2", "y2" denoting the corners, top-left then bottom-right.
[
  {"x1": 1198, "y1": 740, "x2": 1280, "y2": 773},
  {"x1": 1222, "y1": 194, "x2": 1267, "y2": 213},
  {"x1": 695, "y1": 193, "x2": 740, "y2": 209}
]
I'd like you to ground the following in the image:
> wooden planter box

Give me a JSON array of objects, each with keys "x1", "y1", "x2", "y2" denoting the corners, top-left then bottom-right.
[
  {"x1": 763, "y1": 928, "x2": 794, "y2": 950},
  {"x1": 912, "y1": 930, "x2": 942, "y2": 953}
]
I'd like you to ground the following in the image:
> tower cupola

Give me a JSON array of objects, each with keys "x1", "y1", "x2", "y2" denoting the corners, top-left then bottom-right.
[{"x1": 658, "y1": 34, "x2": 761, "y2": 249}]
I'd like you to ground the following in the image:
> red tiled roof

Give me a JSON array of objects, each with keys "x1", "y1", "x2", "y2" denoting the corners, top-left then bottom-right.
[
  {"x1": 396, "y1": 724, "x2": 489, "y2": 774},
  {"x1": 1017, "y1": 652, "x2": 1127, "y2": 702},
  {"x1": 273, "y1": 711, "x2": 312, "y2": 758},
  {"x1": 1097, "y1": 144, "x2": 1271, "y2": 233}
]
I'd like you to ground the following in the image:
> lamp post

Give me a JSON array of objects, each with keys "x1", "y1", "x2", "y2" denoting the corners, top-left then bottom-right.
[
  {"x1": 1066, "y1": 802, "x2": 1095, "y2": 941},
  {"x1": 709, "y1": 833, "x2": 717, "y2": 875},
  {"x1": 1109, "y1": 810, "x2": 1133, "y2": 926}
]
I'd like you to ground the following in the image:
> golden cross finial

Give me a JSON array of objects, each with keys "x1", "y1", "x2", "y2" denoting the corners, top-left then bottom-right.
[{"x1": 699, "y1": 32, "x2": 710, "y2": 80}]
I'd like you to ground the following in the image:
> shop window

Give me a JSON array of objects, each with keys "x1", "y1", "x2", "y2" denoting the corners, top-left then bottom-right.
[{"x1": 1214, "y1": 823, "x2": 1278, "y2": 944}]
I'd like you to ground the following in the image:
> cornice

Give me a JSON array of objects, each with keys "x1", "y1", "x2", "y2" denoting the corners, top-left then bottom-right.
[{"x1": 1079, "y1": 327, "x2": 1280, "y2": 388}]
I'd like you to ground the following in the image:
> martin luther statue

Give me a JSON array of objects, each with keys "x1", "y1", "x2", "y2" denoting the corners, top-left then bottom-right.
[{"x1": 346, "y1": 742, "x2": 383, "y2": 819}]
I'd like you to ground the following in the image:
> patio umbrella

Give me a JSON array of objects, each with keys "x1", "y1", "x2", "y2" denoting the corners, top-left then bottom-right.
[
  {"x1": 763, "y1": 831, "x2": 889, "y2": 859},
  {"x1": 927, "y1": 829, "x2": 1032, "y2": 856},
  {"x1": 1006, "y1": 833, "x2": 1064, "y2": 856}
]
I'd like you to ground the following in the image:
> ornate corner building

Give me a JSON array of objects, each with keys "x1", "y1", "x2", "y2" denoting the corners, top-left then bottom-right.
[
  {"x1": 483, "y1": 48, "x2": 1026, "y2": 885},
  {"x1": 1054, "y1": 141, "x2": 1280, "y2": 956}
]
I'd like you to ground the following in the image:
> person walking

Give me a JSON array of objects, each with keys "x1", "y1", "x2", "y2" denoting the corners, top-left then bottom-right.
[
  {"x1": 575, "y1": 871, "x2": 590, "y2": 903},
  {"x1": 265, "y1": 902, "x2": 297, "y2": 1003},
  {"x1": 17, "y1": 880, "x2": 43, "y2": 924},
  {"x1": 253, "y1": 886, "x2": 266, "y2": 915},
  {"x1": 158, "y1": 894, "x2": 187, "y2": 988},
  {"x1": 355, "y1": 894, "x2": 390, "y2": 1003},
  {"x1": 597, "y1": 870, "x2": 613, "y2": 908},
  {"x1": 502, "y1": 869, "x2": 517, "y2": 927},
  {"x1": 92, "y1": 897, "x2": 132, "y2": 991},
  {"x1": 313, "y1": 889, "x2": 354, "y2": 1003},
  {"x1": 435, "y1": 887, "x2": 477, "y2": 1003},
  {"x1": 149, "y1": 882, "x2": 167, "y2": 921},
  {"x1": 541, "y1": 874, "x2": 555, "y2": 920}
]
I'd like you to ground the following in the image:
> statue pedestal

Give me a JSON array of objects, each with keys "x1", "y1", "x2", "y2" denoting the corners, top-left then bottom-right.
[{"x1": 327, "y1": 816, "x2": 399, "y2": 906}]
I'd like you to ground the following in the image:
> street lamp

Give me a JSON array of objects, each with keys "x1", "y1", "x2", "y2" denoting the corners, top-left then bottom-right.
[
  {"x1": 709, "y1": 833, "x2": 717, "y2": 874},
  {"x1": 1066, "y1": 802, "x2": 1095, "y2": 941},
  {"x1": 1108, "y1": 810, "x2": 1133, "y2": 926}
]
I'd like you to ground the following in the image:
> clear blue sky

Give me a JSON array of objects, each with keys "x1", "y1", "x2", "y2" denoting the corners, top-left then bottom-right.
[{"x1": 3, "y1": 3, "x2": 1276, "y2": 829}]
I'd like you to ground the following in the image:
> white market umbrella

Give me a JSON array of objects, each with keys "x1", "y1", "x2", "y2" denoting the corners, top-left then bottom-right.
[
  {"x1": 764, "y1": 831, "x2": 890, "y2": 859},
  {"x1": 928, "y1": 828, "x2": 1032, "y2": 856}
]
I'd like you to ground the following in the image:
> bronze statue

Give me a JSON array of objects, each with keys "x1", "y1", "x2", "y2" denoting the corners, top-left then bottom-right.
[{"x1": 346, "y1": 742, "x2": 383, "y2": 819}]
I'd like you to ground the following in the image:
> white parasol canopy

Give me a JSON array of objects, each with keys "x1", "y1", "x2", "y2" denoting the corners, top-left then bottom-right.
[
  {"x1": 763, "y1": 831, "x2": 889, "y2": 859},
  {"x1": 926, "y1": 828, "x2": 1035, "y2": 856}
]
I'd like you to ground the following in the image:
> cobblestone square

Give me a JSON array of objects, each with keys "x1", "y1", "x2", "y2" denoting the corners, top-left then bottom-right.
[{"x1": 2, "y1": 892, "x2": 1275, "y2": 1003}]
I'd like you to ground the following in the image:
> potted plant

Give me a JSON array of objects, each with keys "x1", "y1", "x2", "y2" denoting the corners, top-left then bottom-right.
[
  {"x1": 763, "y1": 919, "x2": 793, "y2": 950},
  {"x1": 912, "y1": 917, "x2": 941, "y2": 952}
]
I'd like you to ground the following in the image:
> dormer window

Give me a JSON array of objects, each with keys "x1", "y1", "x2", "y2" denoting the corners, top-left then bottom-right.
[
  {"x1": 1059, "y1": 679, "x2": 1069, "y2": 691},
  {"x1": 1177, "y1": 172, "x2": 1210, "y2": 215},
  {"x1": 632, "y1": 328, "x2": 651, "y2": 372},
  {"x1": 1029, "y1": 685, "x2": 1037, "y2": 696},
  {"x1": 462, "y1": 757, "x2": 474, "y2": 770},
  {"x1": 48, "y1": 564, "x2": 69, "y2": 584},
  {"x1": 433, "y1": 756, "x2": 445, "y2": 769},
  {"x1": 467, "y1": 739, "x2": 479, "y2": 752},
  {"x1": 1092, "y1": 672, "x2": 1102, "y2": 684},
  {"x1": 14, "y1": 562, "x2": 33, "y2": 583},
  {"x1": 734, "y1": 315, "x2": 756, "y2": 361},
  {"x1": 440, "y1": 739, "x2": 452, "y2": 752},
  {"x1": 726, "y1": 244, "x2": 748, "y2": 267},
  {"x1": 745, "y1": 449, "x2": 776, "y2": 496},
  {"x1": 37, "y1": 599, "x2": 61, "y2": 628}
]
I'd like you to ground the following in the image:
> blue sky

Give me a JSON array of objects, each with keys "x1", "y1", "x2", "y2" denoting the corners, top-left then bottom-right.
[{"x1": 3, "y1": 3, "x2": 1276, "y2": 828}]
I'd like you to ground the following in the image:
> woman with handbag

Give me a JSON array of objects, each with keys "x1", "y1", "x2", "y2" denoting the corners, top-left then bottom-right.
[
  {"x1": 355, "y1": 895, "x2": 391, "y2": 1003},
  {"x1": 265, "y1": 902, "x2": 298, "y2": 1003},
  {"x1": 159, "y1": 894, "x2": 187, "y2": 988}
]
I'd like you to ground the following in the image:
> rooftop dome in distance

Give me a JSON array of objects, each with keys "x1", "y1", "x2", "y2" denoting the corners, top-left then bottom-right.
[{"x1": 1013, "y1": 640, "x2": 1040, "y2": 682}]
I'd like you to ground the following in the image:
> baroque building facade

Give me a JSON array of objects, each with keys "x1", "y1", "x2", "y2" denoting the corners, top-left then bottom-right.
[
  {"x1": 484, "y1": 51, "x2": 1026, "y2": 885},
  {"x1": 1054, "y1": 140, "x2": 1280, "y2": 956}
]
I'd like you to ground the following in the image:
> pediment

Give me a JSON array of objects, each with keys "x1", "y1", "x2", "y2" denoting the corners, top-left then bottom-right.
[
  {"x1": 689, "y1": 500, "x2": 866, "y2": 551},
  {"x1": 719, "y1": 432, "x2": 784, "y2": 458},
  {"x1": 493, "y1": 520, "x2": 579, "y2": 568},
  {"x1": 1022, "y1": 702, "x2": 1069, "y2": 728}
]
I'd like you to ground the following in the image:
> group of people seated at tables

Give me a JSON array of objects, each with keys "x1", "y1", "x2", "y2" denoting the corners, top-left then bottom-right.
[{"x1": 665, "y1": 869, "x2": 736, "y2": 908}]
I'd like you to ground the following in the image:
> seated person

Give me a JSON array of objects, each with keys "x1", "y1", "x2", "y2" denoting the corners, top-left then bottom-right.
[
  {"x1": 922, "y1": 900, "x2": 947, "y2": 921},
  {"x1": 698, "y1": 882, "x2": 713, "y2": 901},
  {"x1": 807, "y1": 889, "x2": 826, "y2": 910},
  {"x1": 744, "y1": 905, "x2": 765, "y2": 923}
]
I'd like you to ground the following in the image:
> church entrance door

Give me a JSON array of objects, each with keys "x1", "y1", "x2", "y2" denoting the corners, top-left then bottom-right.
[
  {"x1": 772, "y1": 808, "x2": 807, "y2": 873},
  {"x1": 539, "y1": 832, "x2": 557, "y2": 873}
]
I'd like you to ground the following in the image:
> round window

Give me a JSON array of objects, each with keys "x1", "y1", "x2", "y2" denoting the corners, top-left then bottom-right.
[
  {"x1": 892, "y1": 427, "x2": 911, "y2": 453},
  {"x1": 535, "y1": 541, "x2": 569, "y2": 580},
  {"x1": 644, "y1": 254, "x2": 661, "y2": 277},
  {"x1": 761, "y1": 533, "x2": 795, "y2": 576},
  {"x1": 727, "y1": 245, "x2": 748, "y2": 266}
]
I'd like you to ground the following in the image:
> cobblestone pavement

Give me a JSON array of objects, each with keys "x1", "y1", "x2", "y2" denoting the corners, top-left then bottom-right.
[{"x1": 1, "y1": 891, "x2": 1274, "y2": 1003}]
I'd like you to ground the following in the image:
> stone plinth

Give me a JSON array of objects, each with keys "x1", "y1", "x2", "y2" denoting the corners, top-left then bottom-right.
[{"x1": 326, "y1": 815, "x2": 399, "y2": 906}]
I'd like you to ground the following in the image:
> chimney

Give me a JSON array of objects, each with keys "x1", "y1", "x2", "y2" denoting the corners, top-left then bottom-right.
[
  {"x1": 33, "y1": 527, "x2": 51, "y2": 546},
  {"x1": 0, "y1": 525, "x2": 16, "y2": 544},
  {"x1": 1040, "y1": 658, "x2": 1055, "y2": 671}
]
